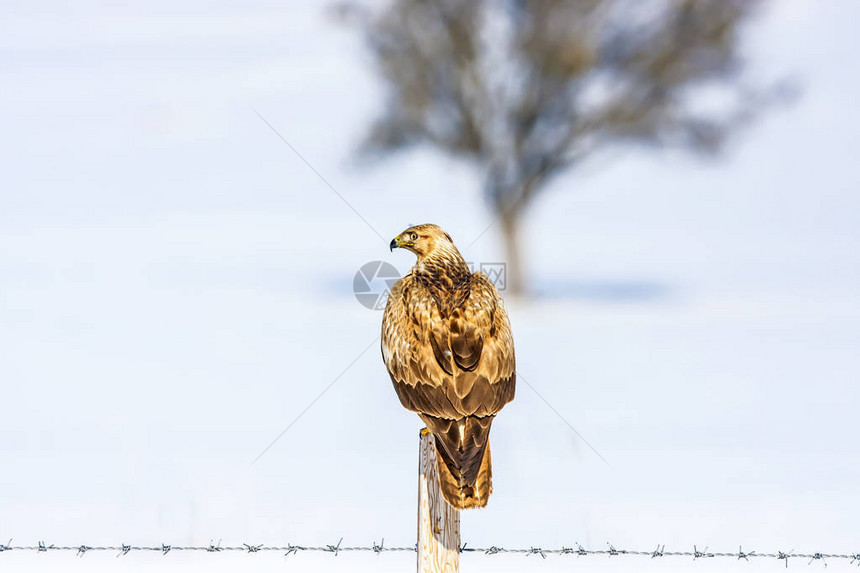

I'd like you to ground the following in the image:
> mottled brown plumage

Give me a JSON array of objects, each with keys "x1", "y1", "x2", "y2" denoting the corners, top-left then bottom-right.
[{"x1": 382, "y1": 224, "x2": 515, "y2": 509}]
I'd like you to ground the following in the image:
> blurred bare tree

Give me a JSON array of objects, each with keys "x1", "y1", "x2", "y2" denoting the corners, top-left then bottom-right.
[{"x1": 340, "y1": 0, "x2": 779, "y2": 296}]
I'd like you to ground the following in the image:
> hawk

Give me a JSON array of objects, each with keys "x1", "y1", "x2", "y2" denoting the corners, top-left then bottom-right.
[{"x1": 382, "y1": 224, "x2": 516, "y2": 509}]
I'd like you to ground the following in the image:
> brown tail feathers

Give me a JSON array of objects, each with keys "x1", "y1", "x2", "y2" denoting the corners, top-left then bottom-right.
[{"x1": 420, "y1": 414, "x2": 495, "y2": 510}]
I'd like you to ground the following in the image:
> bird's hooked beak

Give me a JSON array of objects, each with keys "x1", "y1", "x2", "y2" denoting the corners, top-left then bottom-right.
[{"x1": 389, "y1": 235, "x2": 401, "y2": 252}]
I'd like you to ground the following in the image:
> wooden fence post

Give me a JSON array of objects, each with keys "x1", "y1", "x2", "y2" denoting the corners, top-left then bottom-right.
[{"x1": 418, "y1": 429, "x2": 460, "y2": 573}]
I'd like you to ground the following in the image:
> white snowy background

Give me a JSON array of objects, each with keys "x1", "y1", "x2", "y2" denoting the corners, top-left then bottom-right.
[{"x1": 1, "y1": 0, "x2": 858, "y2": 571}]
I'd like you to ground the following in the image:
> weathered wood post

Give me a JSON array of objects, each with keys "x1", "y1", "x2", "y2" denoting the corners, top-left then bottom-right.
[{"x1": 418, "y1": 429, "x2": 460, "y2": 573}]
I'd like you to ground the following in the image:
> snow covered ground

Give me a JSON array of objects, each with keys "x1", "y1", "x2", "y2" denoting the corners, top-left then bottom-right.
[{"x1": 1, "y1": 1, "x2": 858, "y2": 571}]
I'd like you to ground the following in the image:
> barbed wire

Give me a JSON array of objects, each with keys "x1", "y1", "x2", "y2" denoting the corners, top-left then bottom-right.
[{"x1": 1, "y1": 538, "x2": 858, "y2": 565}]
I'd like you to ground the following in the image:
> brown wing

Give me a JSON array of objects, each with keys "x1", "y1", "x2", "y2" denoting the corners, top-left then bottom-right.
[
  {"x1": 382, "y1": 272, "x2": 457, "y2": 418},
  {"x1": 381, "y1": 271, "x2": 516, "y2": 420}
]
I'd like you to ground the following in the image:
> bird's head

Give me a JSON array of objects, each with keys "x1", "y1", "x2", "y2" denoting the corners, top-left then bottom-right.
[{"x1": 389, "y1": 223, "x2": 458, "y2": 260}]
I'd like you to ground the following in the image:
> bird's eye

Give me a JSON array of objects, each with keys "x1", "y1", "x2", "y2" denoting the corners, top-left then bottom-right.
[{"x1": 410, "y1": 232, "x2": 418, "y2": 241}]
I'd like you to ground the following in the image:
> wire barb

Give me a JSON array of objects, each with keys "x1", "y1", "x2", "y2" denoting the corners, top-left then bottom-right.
[
  {"x1": 372, "y1": 539, "x2": 384, "y2": 554},
  {"x1": 118, "y1": 544, "x2": 131, "y2": 557},
  {"x1": 652, "y1": 544, "x2": 665, "y2": 558},
  {"x1": 325, "y1": 538, "x2": 342, "y2": 556},
  {"x1": 244, "y1": 543, "x2": 262, "y2": 553},
  {"x1": 737, "y1": 545, "x2": 754, "y2": 561},
  {"x1": 693, "y1": 545, "x2": 714, "y2": 559},
  {"x1": 0, "y1": 539, "x2": 12, "y2": 552},
  {"x1": 527, "y1": 547, "x2": 547, "y2": 559}
]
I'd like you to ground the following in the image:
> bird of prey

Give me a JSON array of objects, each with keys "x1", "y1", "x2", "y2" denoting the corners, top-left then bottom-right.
[{"x1": 382, "y1": 224, "x2": 515, "y2": 509}]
